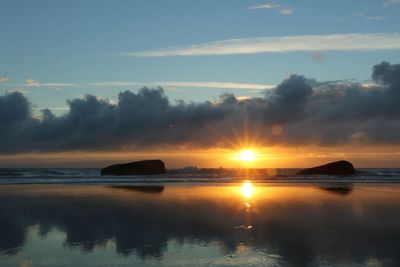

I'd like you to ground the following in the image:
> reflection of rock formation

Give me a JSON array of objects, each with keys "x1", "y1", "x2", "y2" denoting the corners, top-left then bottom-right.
[
  {"x1": 109, "y1": 186, "x2": 165, "y2": 194},
  {"x1": 0, "y1": 185, "x2": 400, "y2": 266},
  {"x1": 318, "y1": 183, "x2": 354, "y2": 195}
]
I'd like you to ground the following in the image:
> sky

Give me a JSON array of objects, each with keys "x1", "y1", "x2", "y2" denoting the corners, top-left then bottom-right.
[{"x1": 0, "y1": 0, "x2": 400, "y2": 168}]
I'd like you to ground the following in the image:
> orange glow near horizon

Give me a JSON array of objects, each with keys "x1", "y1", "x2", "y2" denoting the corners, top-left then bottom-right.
[{"x1": 2, "y1": 146, "x2": 400, "y2": 168}]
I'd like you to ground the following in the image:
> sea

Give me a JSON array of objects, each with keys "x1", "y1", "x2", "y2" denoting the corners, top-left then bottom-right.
[{"x1": 0, "y1": 168, "x2": 400, "y2": 184}]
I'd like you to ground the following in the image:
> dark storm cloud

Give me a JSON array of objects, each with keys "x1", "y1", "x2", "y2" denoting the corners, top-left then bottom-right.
[{"x1": 0, "y1": 61, "x2": 400, "y2": 153}]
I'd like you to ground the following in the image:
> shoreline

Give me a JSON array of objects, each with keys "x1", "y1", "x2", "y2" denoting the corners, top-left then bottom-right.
[{"x1": 1, "y1": 179, "x2": 400, "y2": 186}]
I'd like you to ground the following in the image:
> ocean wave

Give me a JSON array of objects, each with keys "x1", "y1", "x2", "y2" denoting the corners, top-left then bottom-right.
[{"x1": 0, "y1": 168, "x2": 399, "y2": 184}]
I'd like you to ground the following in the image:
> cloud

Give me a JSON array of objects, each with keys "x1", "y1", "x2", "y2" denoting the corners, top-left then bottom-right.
[
  {"x1": 25, "y1": 79, "x2": 39, "y2": 86},
  {"x1": 32, "y1": 107, "x2": 69, "y2": 110},
  {"x1": 280, "y1": 7, "x2": 294, "y2": 15},
  {"x1": 122, "y1": 33, "x2": 400, "y2": 57},
  {"x1": 351, "y1": 12, "x2": 385, "y2": 21},
  {"x1": 24, "y1": 79, "x2": 76, "y2": 88},
  {"x1": 154, "y1": 81, "x2": 274, "y2": 90},
  {"x1": 248, "y1": 3, "x2": 280, "y2": 10},
  {"x1": 1, "y1": 61, "x2": 400, "y2": 153},
  {"x1": 367, "y1": 16, "x2": 385, "y2": 21},
  {"x1": 248, "y1": 3, "x2": 293, "y2": 15},
  {"x1": 0, "y1": 77, "x2": 8, "y2": 83},
  {"x1": 88, "y1": 81, "x2": 274, "y2": 90},
  {"x1": 37, "y1": 83, "x2": 76, "y2": 87},
  {"x1": 8, "y1": 79, "x2": 275, "y2": 91},
  {"x1": 383, "y1": 0, "x2": 400, "y2": 7}
]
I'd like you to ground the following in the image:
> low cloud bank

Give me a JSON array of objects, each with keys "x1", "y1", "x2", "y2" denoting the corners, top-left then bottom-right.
[{"x1": 0, "y1": 62, "x2": 400, "y2": 153}]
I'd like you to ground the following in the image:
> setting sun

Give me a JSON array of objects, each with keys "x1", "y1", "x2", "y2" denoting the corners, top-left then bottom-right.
[{"x1": 238, "y1": 150, "x2": 256, "y2": 162}]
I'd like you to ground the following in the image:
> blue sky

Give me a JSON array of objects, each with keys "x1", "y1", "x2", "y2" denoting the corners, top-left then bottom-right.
[{"x1": 1, "y1": 0, "x2": 400, "y2": 113}]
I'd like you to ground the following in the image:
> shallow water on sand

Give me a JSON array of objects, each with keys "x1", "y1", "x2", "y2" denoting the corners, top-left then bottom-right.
[{"x1": 0, "y1": 183, "x2": 400, "y2": 266}]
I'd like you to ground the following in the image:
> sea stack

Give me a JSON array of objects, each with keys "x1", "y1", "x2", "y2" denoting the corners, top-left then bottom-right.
[
  {"x1": 101, "y1": 160, "x2": 166, "y2": 175},
  {"x1": 297, "y1": 160, "x2": 355, "y2": 175}
]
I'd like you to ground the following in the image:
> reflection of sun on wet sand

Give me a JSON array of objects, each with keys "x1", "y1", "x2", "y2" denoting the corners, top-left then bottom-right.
[{"x1": 240, "y1": 181, "x2": 254, "y2": 199}]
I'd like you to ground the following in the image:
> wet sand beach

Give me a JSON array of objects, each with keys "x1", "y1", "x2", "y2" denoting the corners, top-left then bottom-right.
[{"x1": 1, "y1": 183, "x2": 400, "y2": 266}]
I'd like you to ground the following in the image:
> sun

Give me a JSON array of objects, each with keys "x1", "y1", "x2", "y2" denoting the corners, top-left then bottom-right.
[{"x1": 238, "y1": 149, "x2": 256, "y2": 162}]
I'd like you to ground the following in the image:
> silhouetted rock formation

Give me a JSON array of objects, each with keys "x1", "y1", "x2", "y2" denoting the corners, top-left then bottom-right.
[
  {"x1": 101, "y1": 160, "x2": 166, "y2": 175},
  {"x1": 297, "y1": 160, "x2": 355, "y2": 175}
]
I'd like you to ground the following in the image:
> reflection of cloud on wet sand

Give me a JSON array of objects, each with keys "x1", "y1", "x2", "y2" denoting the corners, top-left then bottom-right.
[
  {"x1": 109, "y1": 185, "x2": 165, "y2": 194},
  {"x1": 0, "y1": 185, "x2": 400, "y2": 266}
]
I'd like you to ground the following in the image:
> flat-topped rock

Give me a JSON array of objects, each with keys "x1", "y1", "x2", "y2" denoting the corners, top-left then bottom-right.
[
  {"x1": 297, "y1": 160, "x2": 355, "y2": 175},
  {"x1": 101, "y1": 160, "x2": 166, "y2": 175}
]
